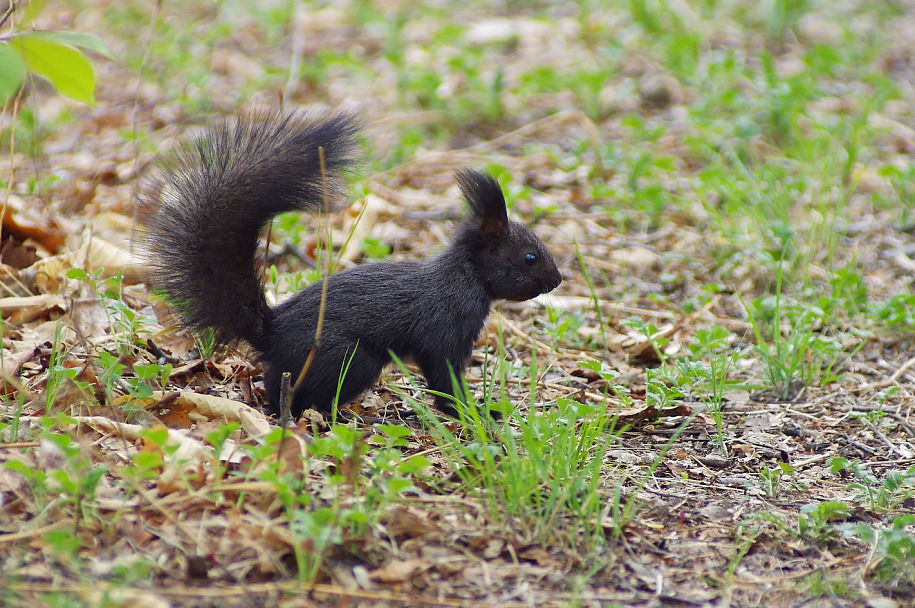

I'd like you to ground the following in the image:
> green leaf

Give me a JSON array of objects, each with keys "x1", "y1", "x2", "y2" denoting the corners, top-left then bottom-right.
[
  {"x1": 65, "y1": 267, "x2": 91, "y2": 281},
  {"x1": 0, "y1": 44, "x2": 27, "y2": 103},
  {"x1": 398, "y1": 455, "x2": 430, "y2": 475},
  {"x1": 10, "y1": 34, "x2": 96, "y2": 105},
  {"x1": 25, "y1": 31, "x2": 115, "y2": 60},
  {"x1": 377, "y1": 424, "x2": 412, "y2": 439},
  {"x1": 133, "y1": 363, "x2": 161, "y2": 380}
]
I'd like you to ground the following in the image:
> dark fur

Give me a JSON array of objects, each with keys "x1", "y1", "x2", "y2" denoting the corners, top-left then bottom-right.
[{"x1": 140, "y1": 109, "x2": 562, "y2": 417}]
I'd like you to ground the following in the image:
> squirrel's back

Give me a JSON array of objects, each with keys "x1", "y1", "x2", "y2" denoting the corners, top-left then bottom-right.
[{"x1": 138, "y1": 109, "x2": 359, "y2": 350}]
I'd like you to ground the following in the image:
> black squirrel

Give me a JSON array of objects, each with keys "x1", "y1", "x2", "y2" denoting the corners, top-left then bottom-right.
[{"x1": 139, "y1": 109, "x2": 562, "y2": 418}]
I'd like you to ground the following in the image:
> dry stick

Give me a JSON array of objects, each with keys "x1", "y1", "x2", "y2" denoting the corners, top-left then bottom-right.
[
  {"x1": 276, "y1": 147, "x2": 331, "y2": 456},
  {"x1": 792, "y1": 453, "x2": 834, "y2": 468},
  {"x1": 0, "y1": 1, "x2": 16, "y2": 30},
  {"x1": 0, "y1": 519, "x2": 72, "y2": 544},
  {"x1": 494, "y1": 311, "x2": 554, "y2": 354},
  {"x1": 886, "y1": 412, "x2": 915, "y2": 437},
  {"x1": 287, "y1": 147, "x2": 332, "y2": 408},
  {"x1": 547, "y1": 295, "x2": 678, "y2": 319},
  {"x1": 0, "y1": 0, "x2": 16, "y2": 27},
  {"x1": 466, "y1": 108, "x2": 601, "y2": 152},
  {"x1": 859, "y1": 417, "x2": 910, "y2": 459},
  {"x1": 853, "y1": 353, "x2": 915, "y2": 393},
  {"x1": 893, "y1": 249, "x2": 915, "y2": 273},
  {"x1": 10, "y1": 581, "x2": 468, "y2": 607},
  {"x1": 0, "y1": 370, "x2": 34, "y2": 403},
  {"x1": 0, "y1": 441, "x2": 39, "y2": 449},
  {"x1": 0, "y1": 264, "x2": 32, "y2": 297},
  {"x1": 277, "y1": 190, "x2": 327, "y2": 461},
  {"x1": 278, "y1": 371, "x2": 291, "y2": 427}
]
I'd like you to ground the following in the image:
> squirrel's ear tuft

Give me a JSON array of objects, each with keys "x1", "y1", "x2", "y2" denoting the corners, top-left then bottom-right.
[{"x1": 455, "y1": 168, "x2": 508, "y2": 237}]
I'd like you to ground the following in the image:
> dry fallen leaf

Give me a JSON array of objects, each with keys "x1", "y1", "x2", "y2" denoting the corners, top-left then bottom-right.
[
  {"x1": 369, "y1": 557, "x2": 428, "y2": 583},
  {"x1": 147, "y1": 391, "x2": 272, "y2": 437},
  {"x1": 339, "y1": 194, "x2": 396, "y2": 263},
  {"x1": 1, "y1": 195, "x2": 66, "y2": 253}
]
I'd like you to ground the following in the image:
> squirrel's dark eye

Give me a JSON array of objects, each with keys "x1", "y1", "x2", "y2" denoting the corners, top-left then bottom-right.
[{"x1": 523, "y1": 252, "x2": 538, "y2": 266}]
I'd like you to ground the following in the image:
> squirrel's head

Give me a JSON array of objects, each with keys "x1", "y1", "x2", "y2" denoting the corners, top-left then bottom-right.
[{"x1": 456, "y1": 169, "x2": 562, "y2": 302}]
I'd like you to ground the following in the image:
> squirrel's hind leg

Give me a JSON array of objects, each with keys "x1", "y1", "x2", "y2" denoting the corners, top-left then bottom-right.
[{"x1": 271, "y1": 346, "x2": 386, "y2": 418}]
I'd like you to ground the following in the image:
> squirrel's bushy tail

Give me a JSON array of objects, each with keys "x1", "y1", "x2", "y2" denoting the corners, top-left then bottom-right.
[{"x1": 139, "y1": 109, "x2": 359, "y2": 350}]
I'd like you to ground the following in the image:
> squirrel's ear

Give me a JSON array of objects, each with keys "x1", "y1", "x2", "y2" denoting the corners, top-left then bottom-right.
[{"x1": 455, "y1": 169, "x2": 508, "y2": 238}]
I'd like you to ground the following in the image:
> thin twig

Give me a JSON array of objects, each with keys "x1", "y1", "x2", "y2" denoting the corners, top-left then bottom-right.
[
  {"x1": 279, "y1": 371, "x2": 291, "y2": 427},
  {"x1": 853, "y1": 353, "x2": 915, "y2": 393},
  {"x1": 859, "y1": 417, "x2": 911, "y2": 459},
  {"x1": 289, "y1": 146, "x2": 331, "y2": 405},
  {"x1": 0, "y1": 1, "x2": 17, "y2": 31}
]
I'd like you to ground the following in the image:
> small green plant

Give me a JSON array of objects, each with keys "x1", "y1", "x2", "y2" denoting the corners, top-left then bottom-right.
[
  {"x1": 195, "y1": 327, "x2": 217, "y2": 359},
  {"x1": 763, "y1": 0, "x2": 811, "y2": 42},
  {"x1": 724, "y1": 524, "x2": 762, "y2": 582},
  {"x1": 359, "y1": 236, "x2": 391, "y2": 260},
  {"x1": 44, "y1": 322, "x2": 93, "y2": 411},
  {"x1": 4, "y1": 414, "x2": 107, "y2": 521},
  {"x1": 68, "y1": 268, "x2": 154, "y2": 355},
  {"x1": 824, "y1": 262, "x2": 869, "y2": 317},
  {"x1": 621, "y1": 317, "x2": 671, "y2": 364},
  {"x1": 742, "y1": 278, "x2": 855, "y2": 400},
  {"x1": 3, "y1": 456, "x2": 51, "y2": 510},
  {"x1": 577, "y1": 359, "x2": 632, "y2": 405},
  {"x1": 271, "y1": 212, "x2": 310, "y2": 249},
  {"x1": 119, "y1": 428, "x2": 168, "y2": 484},
  {"x1": 42, "y1": 427, "x2": 107, "y2": 518},
  {"x1": 269, "y1": 265, "x2": 310, "y2": 295},
  {"x1": 368, "y1": 424, "x2": 431, "y2": 496},
  {"x1": 628, "y1": 0, "x2": 701, "y2": 79},
  {"x1": 674, "y1": 324, "x2": 740, "y2": 441},
  {"x1": 797, "y1": 500, "x2": 851, "y2": 542},
  {"x1": 804, "y1": 566, "x2": 851, "y2": 601},
  {"x1": 645, "y1": 365, "x2": 687, "y2": 410},
  {"x1": 245, "y1": 422, "x2": 429, "y2": 583},
  {"x1": 85, "y1": 350, "x2": 173, "y2": 421},
  {"x1": 41, "y1": 527, "x2": 85, "y2": 567},
  {"x1": 758, "y1": 462, "x2": 793, "y2": 499},
  {"x1": 839, "y1": 515, "x2": 915, "y2": 586},
  {"x1": 404, "y1": 372, "x2": 620, "y2": 553},
  {"x1": 870, "y1": 292, "x2": 915, "y2": 330},
  {"x1": 134, "y1": 361, "x2": 173, "y2": 394},
  {"x1": 878, "y1": 163, "x2": 915, "y2": 225},
  {"x1": 831, "y1": 458, "x2": 915, "y2": 512},
  {"x1": 543, "y1": 307, "x2": 589, "y2": 348}
]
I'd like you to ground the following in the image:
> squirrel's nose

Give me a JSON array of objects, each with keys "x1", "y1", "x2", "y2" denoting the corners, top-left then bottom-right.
[{"x1": 543, "y1": 271, "x2": 562, "y2": 293}]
